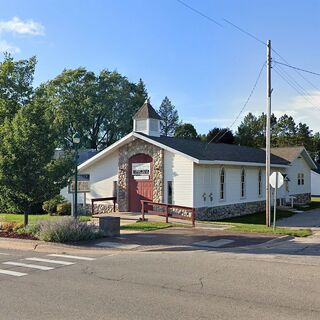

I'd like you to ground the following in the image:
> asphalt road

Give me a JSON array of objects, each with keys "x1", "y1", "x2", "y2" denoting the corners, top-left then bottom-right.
[{"x1": 0, "y1": 247, "x2": 319, "y2": 320}]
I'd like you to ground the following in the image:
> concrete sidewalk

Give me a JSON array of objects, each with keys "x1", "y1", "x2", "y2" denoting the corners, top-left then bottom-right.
[{"x1": 277, "y1": 208, "x2": 320, "y2": 228}]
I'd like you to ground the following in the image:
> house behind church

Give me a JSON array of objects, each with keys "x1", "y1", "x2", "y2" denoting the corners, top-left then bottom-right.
[{"x1": 61, "y1": 100, "x2": 316, "y2": 220}]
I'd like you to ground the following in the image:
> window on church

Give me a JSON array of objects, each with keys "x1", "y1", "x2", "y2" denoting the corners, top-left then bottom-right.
[
  {"x1": 220, "y1": 168, "x2": 225, "y2": 200},
  {"x1": 168, "y1": 181, "x2": 173, "y2": 204},
  {"x1": 298, "y1": 173, "x2": 304, "y2": 185},
  {"x1": 258, "y1": 169, "x2": 262, "y2": 196},
  {"x1": 241, "y1": 168, "x2": 246, "y2": 198}
]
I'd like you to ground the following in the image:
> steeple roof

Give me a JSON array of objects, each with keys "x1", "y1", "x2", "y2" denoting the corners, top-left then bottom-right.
[{"x1": 133, "y1": 99, "x2": 162, "y2": 120}]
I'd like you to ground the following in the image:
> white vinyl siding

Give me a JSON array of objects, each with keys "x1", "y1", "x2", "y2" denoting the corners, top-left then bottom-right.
[
  {"x1": 164, "y1": 150, "x2": 193, "y2": 207},
  {"x1": 286, "y1": 156, "x2": 311, "y2": 195},
  {"x1": 61, "y1": 150, "x2": 119, "y2": 205},
  {"x1": 193, "y1": 165, "x2": 268, "y2": 208}
]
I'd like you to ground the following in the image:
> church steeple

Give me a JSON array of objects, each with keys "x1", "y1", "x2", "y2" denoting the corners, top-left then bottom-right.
[{"x1": 133, "y1": 99, "x2": 162, "y2": 137}]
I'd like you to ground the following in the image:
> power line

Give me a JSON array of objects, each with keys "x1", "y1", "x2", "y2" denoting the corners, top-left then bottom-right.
[
  {"x1": 175, "y1": 0, "x2": 320, "y2": 93},
  {"x1": 222, "y1": 18, "x2": 266, "y2": 46},
  {"x1": 273, "y1": 60, "x2": 320, "y2": 77},
  {"x1": 175, "y1": 0, "x2": 223, "y2": 28},
  {"x1": 272, "y1": 48, "x2": 320, "y2": 92},
  {"x1": 273, "y1": 65, "x2": 320, "y2": 110},
  {"x1": 175, "y1": 0, "x2": 265, "y2": 45},
  {"x1": 273, "y1": 63, "x2": 317, "y2": 103},
  {"x1": 206, "y1": 61, "x2": 266, "y2": 147}
]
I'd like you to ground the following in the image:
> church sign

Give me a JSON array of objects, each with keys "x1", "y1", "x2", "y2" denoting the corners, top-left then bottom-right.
[{"x1": 132, "y1": 163, "x2": 150, "y2": 176}]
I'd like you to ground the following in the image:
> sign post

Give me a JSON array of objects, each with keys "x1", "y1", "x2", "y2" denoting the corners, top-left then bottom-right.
[{"x1": 270, "y1": 172, "x2": 284, "y2": 229}]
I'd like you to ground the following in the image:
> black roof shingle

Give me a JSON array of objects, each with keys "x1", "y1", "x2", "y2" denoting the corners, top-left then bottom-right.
[{"x1": 138, "y1": 134, "x2": 290, "y2": 165}]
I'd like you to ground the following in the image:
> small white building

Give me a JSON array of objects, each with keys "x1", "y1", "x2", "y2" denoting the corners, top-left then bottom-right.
[
  {"x1": 311, "y1": 165, "x2": 320, "y2": 196},
  {"x1": 61, "y1": 101, "x2": 316, "y2": 220}
]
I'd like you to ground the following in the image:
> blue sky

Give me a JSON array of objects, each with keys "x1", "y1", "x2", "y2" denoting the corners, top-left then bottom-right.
[{"x1": 1, "y1": 0, "x2": 320, "y2": 134}]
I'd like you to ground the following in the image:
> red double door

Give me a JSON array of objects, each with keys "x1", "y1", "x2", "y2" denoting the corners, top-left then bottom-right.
[{"x1": 129, "y1": 154, "x2": 153, "y2": 212}]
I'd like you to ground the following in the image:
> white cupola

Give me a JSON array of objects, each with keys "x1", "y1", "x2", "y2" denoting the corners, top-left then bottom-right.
[{"x1": 133, "y1": 99, "x2": 162, "y2": 137}]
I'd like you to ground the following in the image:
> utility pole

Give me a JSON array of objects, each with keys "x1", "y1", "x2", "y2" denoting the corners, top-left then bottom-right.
[{"x1": 266, "y1": 40, "x2": 272, "y2": 227}]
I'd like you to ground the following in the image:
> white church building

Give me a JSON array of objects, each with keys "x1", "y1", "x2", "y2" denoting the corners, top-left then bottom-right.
[{"x1": 61, "y1": 100, "x2": 316, "y2": 220}]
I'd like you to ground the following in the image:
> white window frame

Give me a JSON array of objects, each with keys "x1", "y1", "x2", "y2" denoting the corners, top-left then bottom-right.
[{"x1": 298, "y1": 173, "x2": 304, "y2": 186}]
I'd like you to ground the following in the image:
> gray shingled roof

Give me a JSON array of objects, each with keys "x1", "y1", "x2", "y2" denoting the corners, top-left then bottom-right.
[
  {"x1": 269, "y1": 147, "x2": 304, "y2": 162},
  {"x1": 138, "y1": 134, "x2": 290, "y2": 165},
  {"x1": 133, "y1": 100, "x2": 162, "y2": 120}
]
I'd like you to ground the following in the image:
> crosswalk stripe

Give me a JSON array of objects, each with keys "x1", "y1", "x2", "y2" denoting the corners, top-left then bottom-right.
[
  {"x1": 3, "y1": 262, "x2": 54, "y2": 271},
  {"x1": 25, "y1": 258, "x2": 75, "y2": 266},
  {"x1": 47, "y1": 254, "x2": 96, "y2": 261},
  {"x1": 0, "y1": 269, "x2": 27, "y2": 277}
]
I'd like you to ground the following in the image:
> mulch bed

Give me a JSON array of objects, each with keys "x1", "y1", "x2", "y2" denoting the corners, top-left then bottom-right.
[{"x1": 0, "y1": 231, "x2": 38, "y2": 240}]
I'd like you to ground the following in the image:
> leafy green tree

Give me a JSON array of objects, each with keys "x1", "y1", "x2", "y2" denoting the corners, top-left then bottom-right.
[
  {"x1": 206, "y1": 127, "x2": 235, "y2": 144},
  {"x1": 0, "y1": 96, "x2": 72, "y2": 224},
  {"x1": 158, "y1": 96, "x2": 179, "y2": 136},
  {"x1": 175, "y1": 123, "x2": 198, "y2": 139},
  {"x1": 0, "y1": 53, "x2": 36, "y2": 123},
  {"x1": 44, "y1": 68, "x2": 147, "y2": 150}
]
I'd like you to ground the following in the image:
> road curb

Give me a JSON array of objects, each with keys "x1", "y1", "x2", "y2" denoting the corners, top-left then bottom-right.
[{"x1": 0, "y1": 237, "x2": 120, "y2": 254}]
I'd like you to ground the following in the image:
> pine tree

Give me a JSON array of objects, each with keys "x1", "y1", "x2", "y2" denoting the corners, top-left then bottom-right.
[{"x1": 158, "y1": 96, "x2": 179, "y2": 136}]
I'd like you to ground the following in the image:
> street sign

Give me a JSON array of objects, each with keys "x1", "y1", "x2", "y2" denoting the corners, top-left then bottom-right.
[
  {"x1": 68, "y1": 174, "x2": 90, "y2": 193},
  {"x1": 270, "y1": 172, "x2": 284, "y2": 189}
]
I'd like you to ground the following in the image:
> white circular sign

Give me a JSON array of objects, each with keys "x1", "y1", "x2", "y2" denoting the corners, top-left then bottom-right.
[{"x1": 270, "y1": 172, "x2": 284, "y2": 189}]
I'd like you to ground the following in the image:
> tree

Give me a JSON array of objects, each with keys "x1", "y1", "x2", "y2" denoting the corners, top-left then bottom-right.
[
  {"x1": 206, "y1": 127, "x2": 235, "y2": 144},
  {"x1": 175, "y1": 123, "x2": 198, "y2": 139},
  {"x1": 44, "y1": 68, "x2": 147, "y2": 150},
  {"x1": 158, "y1": 96, "x2": 179, "y2": 136},
  {"x1": 0, "y1": 53, "x2": 36, "y2": 123},
  {"x1": 0, "y1": 95, "x2": 72, "y2": 224},
  {"x1": 235, "y1": 112, "x2": 277, "y2": 147}
]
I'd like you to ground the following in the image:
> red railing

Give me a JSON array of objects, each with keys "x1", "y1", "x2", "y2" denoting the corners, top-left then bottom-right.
[
  {"x1": 141, "y1": 200, "x2": 195, "y2": 226},
  {"x1": 91, "y1": 197, "x2": 117, "y2": 215}
]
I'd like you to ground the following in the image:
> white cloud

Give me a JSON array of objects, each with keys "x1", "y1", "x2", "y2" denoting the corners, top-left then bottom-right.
[
  {"x1": 272, "y1": 91, "x2": 320, "y2": 132},
  {"x1": 0, "y1": 17, "x2": 45, "y2": 36},
  {"x1": 0, "y1": 39, "x2": 20, "y2": 53}
]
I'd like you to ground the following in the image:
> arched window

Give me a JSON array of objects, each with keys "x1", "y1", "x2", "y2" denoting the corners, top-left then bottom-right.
[
  {"x1": 258, "y1": 169, "x2": 262, "y2": 196},
  {"x1": 241, "y1": 168, "x2": 246, "y2": 198},
  {"x1": 220, "y1": 167, "x2": 225, "y2": 200}
]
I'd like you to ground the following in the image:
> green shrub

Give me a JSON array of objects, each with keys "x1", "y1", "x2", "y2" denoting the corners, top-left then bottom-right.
[
  {"x1": 56, "y1": 202, "x2": 71, "y2": 216},
  {"x1": 42, "y1": 195, "x2": 66, "y2": 214},
  {"x1": 34, "y1": 217, "x2": 100, "y2": 243}
]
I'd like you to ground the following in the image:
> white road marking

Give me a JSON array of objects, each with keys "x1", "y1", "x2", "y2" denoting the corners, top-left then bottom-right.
[
  {"x1": 95, "y1": 242, "x2": 140, "y2": 249},
  {"x1": 0, "y1": 253, "x2": 11, "y2": 255},
  {"x1": 3, "y1": 262, "x2": 54, "y2": 271},
  {"x1": 25, "y1": 258, "x2": 75, "y2": 266},
  {"x1": 192, "y1": 239, "x2": 235, "y2": 248},
  {"x1": 0, "y1": 269, "x2": 27, "y2": 277},
  {"x1": 47, "y1": 254, "x2": 96, "y2": 261}
]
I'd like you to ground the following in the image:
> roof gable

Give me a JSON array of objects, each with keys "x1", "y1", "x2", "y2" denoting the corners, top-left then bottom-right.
[{"x1": 271, "y1": 146, "x2": 317, "y2": 169}]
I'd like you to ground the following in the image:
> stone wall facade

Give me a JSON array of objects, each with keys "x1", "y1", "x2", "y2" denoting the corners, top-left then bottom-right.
[
  {"x1": 118, "y1": 139, "x2": 164, "y2": 211},
  {"x1": 292, "y1": 193, "x2": 311, "y2": 204},
  {"x1": 196, "y1": 200, "x2": 266, "y2": 221},
  {"x1": 196, "y1": 192, "x2": 311, "y2": 221}
]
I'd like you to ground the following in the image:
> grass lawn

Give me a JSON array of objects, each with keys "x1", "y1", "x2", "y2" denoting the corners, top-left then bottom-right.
[
  {"x1": 121, "y1": 221, "x2": 189, "y2": 232},
  {"x1": 0, "y1": 214, "x2": 91, "y2": 224},
  {"x1": 201, "y1": 210, "x2": 312, "y2": 237}
]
